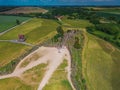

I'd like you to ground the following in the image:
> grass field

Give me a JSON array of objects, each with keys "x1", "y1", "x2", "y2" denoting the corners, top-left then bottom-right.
[
  {"x1": 0, "y1": 42, "x2": 31, "y2": 67},
  {"x1": 0, "y1": 77, "x2": 33, "y2": 90},
  {"x1": 0, "y1": 15, "x2": 30, "y2": 32},
  {"x1": 43, "y1": 60, "x2": 72, "y2": 90},
  {"x1": 83, "y1": 33, "x2": 120, "y2": 90},
  {"x1": 0, "y1": 18, "x2": 59, "y2": 67},
  {"x1": 62, "y1": 18, "x2": 94, "y2": 28}
]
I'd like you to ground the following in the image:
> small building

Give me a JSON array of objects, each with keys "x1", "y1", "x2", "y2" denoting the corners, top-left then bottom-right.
[{"x1": 18, "y1": 34, "x2": 25, "y2": 42}]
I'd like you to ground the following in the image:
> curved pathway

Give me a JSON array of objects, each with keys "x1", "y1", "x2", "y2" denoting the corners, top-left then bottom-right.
[{"x1": 0, "y1": 46, "x2": 75, "y2": 90}]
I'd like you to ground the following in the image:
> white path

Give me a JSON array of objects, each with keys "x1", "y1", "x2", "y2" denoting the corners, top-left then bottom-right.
[
  {"x1": 0, "y1": 46, "x2": 75, "y2": 90},
  {"x1": 0, "y1": 40, "x2": 34, "y2": 46}
]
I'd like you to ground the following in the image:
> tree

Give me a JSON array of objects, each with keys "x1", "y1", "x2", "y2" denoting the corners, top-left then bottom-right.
[
  {"x1": 56, "y1": 26, "x2": 64, "y2": 38},
  {"x1": 74, "y1": 37, "x2": 81, "y2": 49},
  {"x1": 16, "y1": 19, "x2": 20, "y2": 25}
]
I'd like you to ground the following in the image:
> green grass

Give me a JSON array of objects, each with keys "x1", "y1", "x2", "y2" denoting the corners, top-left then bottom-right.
[
  {"x1": 83, "y1": 33, "x2": 120, "y2": 90},
  {"x1": 0, "y1": 15, "x2": 30, "y2": 32},
  {"x1": 0, "y1": 77, "x2": 33, "y2": 90},
  {"x1": 43, "y1": 60, "x2": 72, "y2": 90},
  {"x1": 62, "y1": 18, "x2": 94, "y2": 28},
  {"x1": 0, "y1": 42, "x2": 30, "y2": 67}
]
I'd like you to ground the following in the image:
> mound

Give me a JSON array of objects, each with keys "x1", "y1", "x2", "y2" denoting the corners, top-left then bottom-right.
[{"x1": 0, "y1": 7, "x2": 48, "y2": 14}]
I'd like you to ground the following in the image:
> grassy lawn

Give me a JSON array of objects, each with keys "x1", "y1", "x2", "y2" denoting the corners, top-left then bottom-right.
[
  {"x1": 0, "y1": 15, "x2": 30, "y2": 32},
  {"x1": 83, "y1": 33, "x2": 120, "y2": 90},
  {"x1": 62, "y1": 18, "x2": 94, "y2": 28},
  {"x1": 43, "y1": 60, "x2": 72, "y2": 90},
  {"x1": 0, "y1": 77, "x2": 33, "y2": 90}
]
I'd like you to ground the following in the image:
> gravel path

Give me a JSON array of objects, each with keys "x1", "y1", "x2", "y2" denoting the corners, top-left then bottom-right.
[{"x1": 0, "y1": 46, "x2": 75, "y2": 90}]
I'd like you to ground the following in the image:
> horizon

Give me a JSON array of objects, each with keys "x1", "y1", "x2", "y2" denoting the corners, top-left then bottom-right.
[{"x1": 0, "y1": 0, "x2": 120, "y2": 6}]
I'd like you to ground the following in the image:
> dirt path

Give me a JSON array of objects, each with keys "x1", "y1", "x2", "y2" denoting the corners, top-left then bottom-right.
[
  {"x1": 0, "y1": 40, "x2": 34, "y2": 46},
  {"x1": 0, "y1": 46, "x2": 75, "y2": 90}
]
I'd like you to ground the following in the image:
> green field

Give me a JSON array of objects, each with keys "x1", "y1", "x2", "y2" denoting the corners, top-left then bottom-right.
[
  {"x1": 0, "y1": 77, "x2": 33, "y2": 90},
  {"x1": 0, "y1": 42, "x2": 30, "y2": 67},
  {"x1": 83, "y1": 33, "x2": 120, "y2": 90},
  {"x1": 62, "y1": 18, "x2": 94, "y2": 28},
  {"x1": 0, "y1": 15, "x2": 30, "y2": 32},
  {"x1": 0, "y1": 18, "x2": 59, "y2": 67}
]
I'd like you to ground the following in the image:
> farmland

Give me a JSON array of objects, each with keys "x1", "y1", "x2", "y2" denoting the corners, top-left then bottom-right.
[
  {"x1": 0, "y1": 18, "x2": 59, "y2": 70},
  {"x1": 83, "y1": 33, "x2": 120, "y2": 90},
  {"x1": 0, "y1": 6, "x2": 120, "y2": 90},
  {"x1": 0, "y1": 15, "x2": 30, "y2": 32}
]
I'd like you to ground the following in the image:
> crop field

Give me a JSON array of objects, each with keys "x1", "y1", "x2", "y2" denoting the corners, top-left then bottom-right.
[
  {"x1": 0, "y1": 77, "x2": 33, "y2": 90},
  {"x1": 0, "y1": 42, "x2": 30, "y2": 67},
  {"x1": 0, "y1": 18, "x2": 59, "y2": 67},
  {"x1": 83, "y1": 33, "x2": 120, "y2": 90},
  {"x1": 0, "y1": 15, "x2": 30, "y2": 32}
]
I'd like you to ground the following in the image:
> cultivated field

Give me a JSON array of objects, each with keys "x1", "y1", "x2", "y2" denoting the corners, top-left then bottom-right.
[
  {"x1": 0, "y1": 18, "x2": 59, "y2": 67},
  {"x1": 83, "y1": 33, "x2": 120, "y2": 90},
  {"x1": 0, "y1": 15, "x2": 30, "y2": 32}
]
